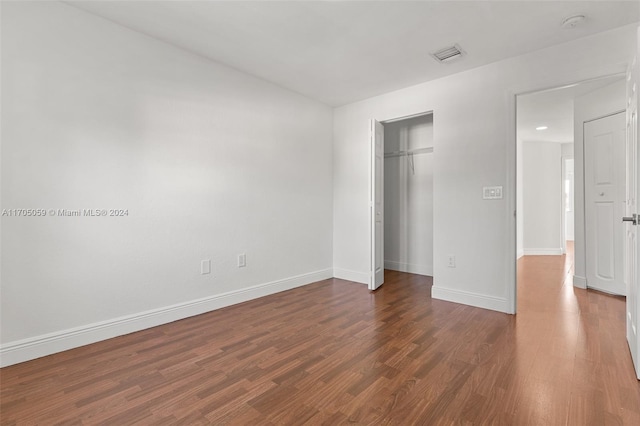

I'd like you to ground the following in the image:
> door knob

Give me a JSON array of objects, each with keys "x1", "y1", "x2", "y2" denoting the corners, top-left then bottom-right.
[{"x1": 622, "y1": 213, "x2": 638, "y2": 225}]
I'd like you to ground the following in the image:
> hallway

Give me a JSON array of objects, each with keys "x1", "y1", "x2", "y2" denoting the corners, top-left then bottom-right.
[{"x1": 516, "y1": 243, "x2": 640, "y2": 424}]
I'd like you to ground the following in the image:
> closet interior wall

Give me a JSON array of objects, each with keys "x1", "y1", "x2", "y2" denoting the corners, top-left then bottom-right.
[{"x1": 384, "y1": 114, "x2": 434, "y2": 276}]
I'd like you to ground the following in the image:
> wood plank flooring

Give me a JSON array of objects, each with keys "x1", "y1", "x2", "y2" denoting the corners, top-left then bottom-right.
[{"x1": 2, "y1": 248, "x2": 640, "y2": 424}]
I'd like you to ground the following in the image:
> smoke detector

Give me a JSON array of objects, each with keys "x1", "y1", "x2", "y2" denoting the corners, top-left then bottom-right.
[
  {"x1": 431, "y1": 44, "x2": 465, "y2": 63},
  {"x1": 561, "y1": 15, "x2": 586, "y2": 29}
]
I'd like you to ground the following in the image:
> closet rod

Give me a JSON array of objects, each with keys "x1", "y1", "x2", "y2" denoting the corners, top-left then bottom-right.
[{"x1": 384, "y1": 147, "x2": 433, "y2": 158}]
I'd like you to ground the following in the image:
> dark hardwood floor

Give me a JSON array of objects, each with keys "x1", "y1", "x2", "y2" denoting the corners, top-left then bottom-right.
[{"x1": 2, "y1": 248, "x2": 640, "y2": 424}]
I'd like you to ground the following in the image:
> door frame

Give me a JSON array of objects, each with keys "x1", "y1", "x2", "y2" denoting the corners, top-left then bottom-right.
[
  {"x1": 508, "y1": 72, "x2": 627, "y2": 314},
  {"x1": 561, "y1": 155, "x2": 575, "y2": 253},
  {"x1": 369, "y1": 111, "x2": 433, "y2": 291}
]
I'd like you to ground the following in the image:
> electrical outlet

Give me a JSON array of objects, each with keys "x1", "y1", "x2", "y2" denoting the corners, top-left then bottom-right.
[
  {"x1": 201, "y1": 259, "x2": 211, "y2": 275},
  {"x1": 447, "y1": 255, "x2": 456, "y2": 268},
  {"x1": 238, "y1": 253, "x2": 246, "y2": 268}
]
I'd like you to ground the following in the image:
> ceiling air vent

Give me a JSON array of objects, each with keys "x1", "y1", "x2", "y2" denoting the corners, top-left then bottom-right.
[{"x1": 431, "y1": 44, "x2": 465, "y2": 63}]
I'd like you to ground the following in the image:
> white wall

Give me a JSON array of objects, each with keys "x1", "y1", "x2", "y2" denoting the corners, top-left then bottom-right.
[
  {"x1": 561, "y1": 143, "x2": 575, "y2": 158},
  {"x1": 573, "y1": 79, "x2": 627, "y2": 288},
  {"x1": 522, "y1": 141, "x2": 563, "y2": 255},
  {"x1": 333, "y1": 24, "x2": 638, "y2": 313},
  {"x1": 0, "y1": 2, "x2": 333, "y2": 366},
  {"x1": 518, "y1": 140, "x2": 573, "y2": 258},
  {"x1": 384, "y1": 115, "x2": 434, "y2": 276}
]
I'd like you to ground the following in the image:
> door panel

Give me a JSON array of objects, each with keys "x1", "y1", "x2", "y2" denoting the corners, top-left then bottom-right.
[
  {"x1": 370, "y1": 119, "x2": 384, "y2": 290},
  {"x1": 595, "y1": 202, "x2": 615, "y2": 279},
  {"x1": 585, "y1": 112, "x2": 626, "y2": 295},
  {"x1": 626, "y1": 46, "x2": 639, "y2": 379},
  {"x1": 594, "y1": 133, "x2": 614, "y2": 184}
]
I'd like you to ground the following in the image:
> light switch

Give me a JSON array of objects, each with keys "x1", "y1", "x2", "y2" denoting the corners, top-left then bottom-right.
[
  {"x1": 483, "y1": 186, "x2": 503, "y2": 200},
  {"x1": 201, "y1": 259, "x2": 211, "y2": 275}
]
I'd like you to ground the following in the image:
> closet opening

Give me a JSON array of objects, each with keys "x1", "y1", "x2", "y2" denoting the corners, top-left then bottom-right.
[{"x1": 382, "y1": 113, "x2": 434, "y2": 279}]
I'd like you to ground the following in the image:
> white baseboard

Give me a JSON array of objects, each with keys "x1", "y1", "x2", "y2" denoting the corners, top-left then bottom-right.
[
  {"x1": 431, "y1": 286, "x2": 509, "y2": 313},
  {"x1": 523, "y1": 248, "x2": 563, "y2": 256},
  {"x1": 517, "y1": 249, "x2": 525, "y2": 259},
  {"x1": 573, "y1": 275, "x2": 587, "y2": 289},
  {"x1": 0, "y1": 268, "x2": 333, "y2": 368},
  {"x1": 332, "y1": 268, "x2": 368, "y2": 284},
  {"x1": 384, "y1": 260, "x2": 433, "y2": 276}
]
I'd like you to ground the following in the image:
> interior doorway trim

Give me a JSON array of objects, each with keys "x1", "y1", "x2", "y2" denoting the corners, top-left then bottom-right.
[
  {"x1": 561, "y1": 155, "x2": 575, "y2": 255},
  {"x1": 381, "y1": 111, "x2": 433, "y2": 125},
  {"x1": 583, "y1": 110, "x2": 627, "y2": 124},
  {"x1": 369, "y1": 110, "x2": 433, "y2": 291}
]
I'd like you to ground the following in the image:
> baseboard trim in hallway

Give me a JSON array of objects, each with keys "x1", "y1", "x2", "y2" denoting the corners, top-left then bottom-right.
[{"x1": 431, "y1": 286, "x2": 509, "y2": 313}]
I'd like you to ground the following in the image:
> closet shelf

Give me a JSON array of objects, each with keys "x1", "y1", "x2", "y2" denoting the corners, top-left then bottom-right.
[{"x1": 384, "y1": 147, "x2": 433, "y2": 158}]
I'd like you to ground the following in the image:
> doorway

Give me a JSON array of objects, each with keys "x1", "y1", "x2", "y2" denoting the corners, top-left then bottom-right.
[
  {"x1": 369, "y1": 112, "x2": 433, "y2": 290},
  {"x1": 517, "y1": 87, "x2": 575, "y2": 261},
  {"x1": 515, "y1": 75, "x2": 627, "y2": 305}
]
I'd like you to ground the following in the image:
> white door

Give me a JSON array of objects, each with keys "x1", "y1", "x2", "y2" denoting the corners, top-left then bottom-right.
[
  {"x1": 626, "y1": 51, "x2": 639, "y2": 379},
  {"x1": 585, "y1": 112, "x2": 626, "y2": 295},
  {"x1": 370, "y1": 119, "x2": 384, "y2": 290}
]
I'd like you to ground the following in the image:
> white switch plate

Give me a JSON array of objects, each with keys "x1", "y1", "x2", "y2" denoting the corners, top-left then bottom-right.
[
  {"x1": 238, "y1": 253, "x2": 246, "y2": 268},
  {"x1": 201, "y1": 259, "x2": 211, "y2": 275},
  {"x1": 483, "y1": 186, "x2": 503, "y2": 200}
]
